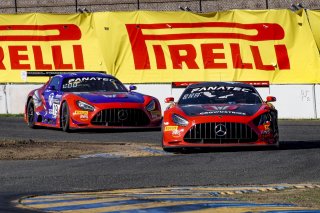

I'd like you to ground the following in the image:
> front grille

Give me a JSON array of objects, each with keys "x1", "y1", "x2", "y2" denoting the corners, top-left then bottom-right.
[
  {"x1": 184, "y1": 122, "x2": 258, "y2": 144},
  {"x1": 91, "y1": 108, "x2": 150, "y2": 126}
]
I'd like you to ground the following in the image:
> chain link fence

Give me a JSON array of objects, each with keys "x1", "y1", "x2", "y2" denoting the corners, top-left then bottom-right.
[{"x1": 0, "y1": 0, "x2": 319, "y2": 14}]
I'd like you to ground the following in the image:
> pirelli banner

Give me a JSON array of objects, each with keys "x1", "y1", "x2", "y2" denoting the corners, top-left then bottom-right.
[{"x1": 1, "y1": 10, "x2": 320, "y2": 83}]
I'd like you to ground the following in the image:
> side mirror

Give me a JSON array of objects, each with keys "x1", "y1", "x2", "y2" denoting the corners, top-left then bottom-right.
[
  {"x1": 165, "y1": 97, "x2": 174, "y2": 103},
  {"x1": 129, "y1": 85, "x2": 137, "y2": 91},
  {"x1": 47, "y1": 85, "x2": 56, "y2": 91},
  {"x1": 266, "y1": 96, "x2": 276, "y2": 102}
]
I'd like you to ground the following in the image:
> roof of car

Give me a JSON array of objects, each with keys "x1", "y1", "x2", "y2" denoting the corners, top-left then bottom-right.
[
  {"x1": 56, "y1": 72, "x2": 114, "y2": 79},
  {"x1": 186, "y1": 82, "x2": 255, "y2": 89}
]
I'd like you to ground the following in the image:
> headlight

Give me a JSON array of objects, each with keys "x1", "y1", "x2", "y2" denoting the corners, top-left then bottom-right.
[
  {"x1": 172, "y1": 113, "x2": 189, "y2": 126},
  {"x1": 76, "y1": 100, "x2": 95, "y2": 112},
  {"x1": 146, "y1": 100, "x2": 156, "y2": 111},
  {"x1": 253, "y1": 113, "x2": 272, "y2": 131},
  {"x1": 258, "y1": 113, "x2": 271, "y2": 125}
]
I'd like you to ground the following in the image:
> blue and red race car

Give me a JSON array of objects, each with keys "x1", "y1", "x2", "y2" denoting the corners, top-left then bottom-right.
[
  {"x1": 24, "y1": 72, "x2": 162, "y2": 131},
  {"x1": 162, "y1": 82, "x2": 279, "y2": 152}
]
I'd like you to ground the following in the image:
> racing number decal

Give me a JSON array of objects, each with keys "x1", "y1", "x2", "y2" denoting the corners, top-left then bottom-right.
[{"x1": 52, "y1": 103, "x2": 59, "y2": 118}]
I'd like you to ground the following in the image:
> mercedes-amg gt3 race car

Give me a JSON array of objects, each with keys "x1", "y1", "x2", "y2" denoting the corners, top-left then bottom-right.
[
  {"x1": 162, "y1": 82, "x2": 279, "y2": 152},
  {"x1": 24, "y1": 72, "x2": 162, "y2": 131}
]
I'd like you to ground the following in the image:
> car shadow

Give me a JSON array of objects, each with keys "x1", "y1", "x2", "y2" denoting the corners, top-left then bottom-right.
[
  {"x1": 31, "y1": 125, "x2": 161, "y2": 133},
  {"x1": 175, "y1": 140, "x2": 320, "y2": 154},
  {"x1": 73, "y1": 127, "x2": 161, "y2": 134},
  {"x1": 278, "y1": 140, "x2": 320, "y2": 150}
]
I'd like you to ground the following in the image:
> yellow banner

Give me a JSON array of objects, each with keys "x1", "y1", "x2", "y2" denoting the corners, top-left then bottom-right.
[
  {"x1": 307, "y1": 10, "x2": 320, "y2": 53},
  {"x1": 0, "y1": 10, "x2": 320, "y2": 83},
  {"x1": 0, "y1": 13, "x2": 107, "y2": 83}
]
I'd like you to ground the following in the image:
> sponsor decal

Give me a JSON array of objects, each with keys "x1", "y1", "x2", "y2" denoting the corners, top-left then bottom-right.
[
  {"x1": 103, "y1": 94, "x2": 117, "y2": 98},
  {"x1": 203, "y1": 92, "x2": 216, "y2": 98},
  {"x1": 172, "y1": 129, "x2": 182, "y2": 137},
  {"x1": 264, "y1": 124, "x2": 270, "y2": 130},
  {"x1": 48, "y1": 93, "x2": 55, "y2": 107},
  {"x1": 164, "y1": 126, "x2": 178, "y2": 131},
  {"x1": 191, "y1": 86, "x2": 253, "y2": 93},
  {"x1": 172, "y1": 82, "x2": 199, "y2": 88},
  {"x1": 115, "y1": 93, "x2": 128, "y2": 98},
  {"x1": 103, "y1": 94, "x2": 127, "y2": 98},
  {"x1": 74, "y1": 110, "x2": 89, "y2": 115},
  {"x1": 0, "y1": 24, "x2": 84, "y2": 71},
  {"x1": 62, "y1": 77, "x2": 114, "y2": 89},
  {"x1": 203, "y1": 105, "x2": 238, "y2": 111},
  {"x1": 126, "y1": 22, "x2": 290, "y2": 71},
  {"x1": 172, "y1": 81, "x2": 270, "y2": 88},
  {"x1": 67, "y1": 77, "x2": 113, "y2": 83},
  {"x1": 80, "y1": 114, "x2": 88, "y2": 120},
  {"x1": 263, "y1": 121, "x2": 271, "y2": 131},
  {"x1": 48, "y1": 94, "x2": 60, "y2": 117},
  {"x1": 200, "y1": 110, "x2": 246, "y2": 116},
  {"x1": 182, "y1": 92, "x2": 201, "y2": 100},
  {"x1": 32, "y1": 90, "x2": 42, "y2": 107},
  {"x1": 49, "y1": 103, "x2": 59, "y2": 118},
  {"x1": 52, "y1": 103, "x2": 59, "y2": 117},
  {"x1": 74, "y1": 110, "x2": 89, "y2": 120}
]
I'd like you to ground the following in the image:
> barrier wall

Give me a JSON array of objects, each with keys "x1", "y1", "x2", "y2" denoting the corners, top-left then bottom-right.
[
  {"x1": 0, "y1": 85, "x2": 7, "y2": 114},
  {"x1": 315, "y1": 85, "x2": 320, "y2": 119},
  {"x1": 132, "y1": 84, "x2": 172, "y2": 111},
  {"x1": 1, "y1": 84, "x2": 319, "y2": 119},
  {"x1": 5, "y1": 85, "x2": 39, "y2": 114},
  {"x1": 270, "y1": 85, "x2": 316, "y2": 119}
]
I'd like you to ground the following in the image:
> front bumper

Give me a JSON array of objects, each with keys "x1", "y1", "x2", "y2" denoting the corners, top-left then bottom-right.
[
  {"x1": 162, "y1": 121, "x2": 278, "y2": 148},
  {"x1": 70, "y1": 105, "x2": 162, "y2": 129}
]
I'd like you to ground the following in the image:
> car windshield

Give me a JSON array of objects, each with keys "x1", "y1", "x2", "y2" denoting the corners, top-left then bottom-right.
[
  {"x1": 61, "y1": 76, "x2": 128, "y2": 92},
  {"x1": 178, "y1": 85, "x2": 262, "y2": 105}
]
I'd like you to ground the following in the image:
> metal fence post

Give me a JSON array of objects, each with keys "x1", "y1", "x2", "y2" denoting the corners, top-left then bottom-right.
[
  {"x1": 4, "y1": 84, "x2": 9, "y2": 114},
  {"x1": 199, "y1": 0, "x2": 202, "y2": 12},
  {"x1": 14, "y1": 0, "x2": 17, "y2": 13},
  {"x1": 266, "y1": 0, "x2": 269, "y2": 9},
  {"x1": 75, "y1": 0, "x2": 78, "y2": 12},
  {"x1": 137, "y1": 0, "x2": 140, "y2": 10}
]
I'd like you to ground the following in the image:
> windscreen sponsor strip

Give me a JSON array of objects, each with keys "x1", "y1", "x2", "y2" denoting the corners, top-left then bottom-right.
[
  {"x1": 26, "y1": 71, "x2": 105, "y2": 77},
  {"x1": 172, "y1": 81, "x2": 269, "y2": 88},
  {"x1": 190, "y1": 86, "x2": 254, "y2": 93}
]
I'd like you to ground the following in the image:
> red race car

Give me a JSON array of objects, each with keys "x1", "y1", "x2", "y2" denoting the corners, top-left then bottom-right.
[
  {"x1": 24, "y1": 72, "x2": 162, "y2": 131},
  {"x1": 162, "y1": 82, "x2": 279, "y2": 152}
]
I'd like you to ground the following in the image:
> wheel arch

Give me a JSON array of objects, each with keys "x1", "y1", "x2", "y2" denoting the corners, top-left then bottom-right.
[
  {"x1": 59, "y1": 100, "x2": 68, "y2": 128},
  {"x1": 26, "y1": 96, "x2": 33, "y2": 112}
]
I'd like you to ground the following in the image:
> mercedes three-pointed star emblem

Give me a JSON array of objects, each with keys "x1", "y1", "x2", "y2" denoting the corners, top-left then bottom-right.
[
  {"x1": 118, "y1": 109, "x2": 128, "y2": 121},
  {"x1": 215, "y1": 124, "x2": 227, "y2": 137}
]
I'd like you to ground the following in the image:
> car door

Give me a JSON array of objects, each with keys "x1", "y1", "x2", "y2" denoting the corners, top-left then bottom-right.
[{"x1": 42, "y1": 76, "x2": 63, "y2": 124}]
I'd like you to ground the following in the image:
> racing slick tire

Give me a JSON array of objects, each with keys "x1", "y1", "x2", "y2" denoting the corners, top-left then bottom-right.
[
  {"x1": 26, "y1": 99, "x2": 37, "y2": 129},
  {"x1": 61, "y1": 102, "x2": 71, "y2": 132}
]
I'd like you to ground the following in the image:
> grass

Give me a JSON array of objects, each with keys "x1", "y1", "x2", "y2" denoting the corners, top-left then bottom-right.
[{"x1": 228, "y1": 188, "x2": 320, "y2": 209}]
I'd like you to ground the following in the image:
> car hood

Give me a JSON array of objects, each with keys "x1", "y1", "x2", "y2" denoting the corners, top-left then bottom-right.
[
  {"x1": 73, "y1": 92, "x2": 145, "y2": 104},
  {"x1": 179, "y1": 104, "x2": 262, "y2": 116}
]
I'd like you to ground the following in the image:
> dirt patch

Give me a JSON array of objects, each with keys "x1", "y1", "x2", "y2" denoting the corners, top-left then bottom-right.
[{"x1": 0, "y1": 139, "x2": 166, "y2": 160}]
